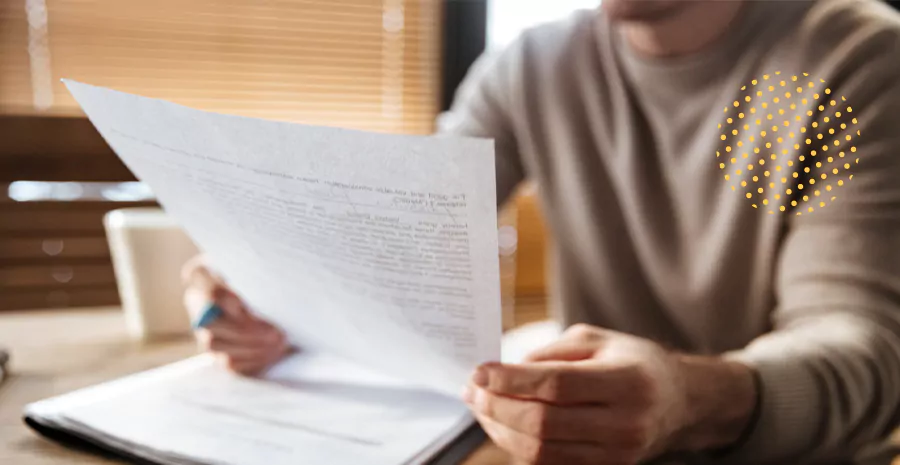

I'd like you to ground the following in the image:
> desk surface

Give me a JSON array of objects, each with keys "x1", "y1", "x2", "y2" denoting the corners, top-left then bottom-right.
[{"x1": 0, "y1": 308, "x2": 508, "y2": 465}]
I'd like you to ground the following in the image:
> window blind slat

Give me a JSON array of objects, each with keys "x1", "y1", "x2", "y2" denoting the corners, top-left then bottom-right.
[{"x1": 0, "y1": 0, "x2": 441, "y2": 134}]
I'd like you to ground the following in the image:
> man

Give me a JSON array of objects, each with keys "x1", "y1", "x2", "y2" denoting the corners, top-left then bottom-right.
[{"x1": 182, "y1": 0, "x2": 900, "y2": 463}]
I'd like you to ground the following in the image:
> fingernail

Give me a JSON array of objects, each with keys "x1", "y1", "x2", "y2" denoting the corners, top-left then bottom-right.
[
  {"x1": 461, "y1": 385, "x2": 474, "y2": 404},
  {"x1": 472, "y1": 366, "x2": 488, "y2": 387}
]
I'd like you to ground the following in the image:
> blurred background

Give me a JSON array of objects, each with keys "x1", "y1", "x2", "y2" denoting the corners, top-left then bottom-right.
[{"x1": 0, "y1": 0, "x2": 596, "y2": 325}]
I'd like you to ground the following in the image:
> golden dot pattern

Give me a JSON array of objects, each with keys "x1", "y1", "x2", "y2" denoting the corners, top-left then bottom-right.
[{"x1": 717, "y1": 72, "x2": 861, "y2": 215}]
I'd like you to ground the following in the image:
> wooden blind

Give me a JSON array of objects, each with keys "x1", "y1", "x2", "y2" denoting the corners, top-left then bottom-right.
[
  {"x1": 0, "y1": 0, "x2": 442, "y2": 311},
  {"x1": 0, "y1": 0, "x2": 442, "y2": 134}
]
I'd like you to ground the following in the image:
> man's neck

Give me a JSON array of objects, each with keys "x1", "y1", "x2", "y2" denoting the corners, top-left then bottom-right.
[{"x1": 622, "y1": 1, "x2": 747, "y2": 58}]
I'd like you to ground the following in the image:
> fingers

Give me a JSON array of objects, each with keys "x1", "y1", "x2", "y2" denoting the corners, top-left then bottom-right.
[
  {"x1": 472, "y1": 362, "x2": 600, "y2": 404},
  {"x1": 468, "y1": 324, "x2": 674, "y2": 464},
  {"x1": 465, "y1": 384, "x2": 637, "y2": 444},
  {"x1": 182, "y1": 256, "x2": 289, "y2": 376},
  {"x1": 215, "y1": 349, "x2": 286, "y2": 376},
  {"x1": 212, "y1": 290, "x2": 250, "y2": 321},
  {"x1": 204, "y1": 336, "x2": 274, "y2": 366},
  {"x1": 201, "y1": 322, "x2": 282, "y2": 351},
  {"x1": 473, "y1": 361, "x2": 647, "y2": 405},
  {"x1": 467, "y1": 378, "x2": 650, "y2": 464},
  {"x1": 197, "y1": 318, "x2": 289, "y2": 376},
  {"x1": 474, "y1": 412, "x2": 628, "y2": 465}
]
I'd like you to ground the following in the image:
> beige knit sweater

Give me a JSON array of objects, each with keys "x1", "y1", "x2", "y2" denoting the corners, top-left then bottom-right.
[{"x1": 440, "y1": 1, "x2": 900, "y2": 463}]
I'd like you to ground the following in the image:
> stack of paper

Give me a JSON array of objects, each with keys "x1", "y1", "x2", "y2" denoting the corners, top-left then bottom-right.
[{"x1": 27, "y1": 352, "x2": 480, "y2": 465}]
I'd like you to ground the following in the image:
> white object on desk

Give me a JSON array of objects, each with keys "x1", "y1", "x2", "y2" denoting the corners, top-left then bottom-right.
[
  {"x1": 25, "y1": 352, "x2": 475, "y2": 465},
  {"x1": 104, "y1": 207, "x2": 198, "y2": 341},
  {"x1": 501, "y1": 320, "x2": 562, "y2": 364}
]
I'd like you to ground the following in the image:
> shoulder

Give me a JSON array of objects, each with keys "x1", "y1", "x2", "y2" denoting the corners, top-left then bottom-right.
[
  {"x1": 803, "y1": 0, "x2": 900, "y2": 33},
  {"x1": 772, "y1": 0, "x2": 900, "y2": 117},
  {"x1": 783, "y1": 1, "x2": 900, "y2": 221},
  {"x1": 790, "y1": 0, "x2": 900, "y2": 72}
]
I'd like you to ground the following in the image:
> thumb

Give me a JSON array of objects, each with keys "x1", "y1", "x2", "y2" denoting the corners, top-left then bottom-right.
[{"x1": 524, "y1": 339, "x2": 600, "y2": 363}]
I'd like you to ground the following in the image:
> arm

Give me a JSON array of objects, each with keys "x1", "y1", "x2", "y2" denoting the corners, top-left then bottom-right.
[
  {"x1": 717, "y1": 49, "x2": 900, "y2": 465},
  {"x1": 462, "y1": 29, "x2": 900, "y2": 465}
]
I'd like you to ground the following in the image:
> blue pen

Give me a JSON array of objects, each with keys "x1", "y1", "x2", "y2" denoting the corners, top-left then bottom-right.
[{"x1": 192, "y1": 302, "x2": 224, "y2": 329}]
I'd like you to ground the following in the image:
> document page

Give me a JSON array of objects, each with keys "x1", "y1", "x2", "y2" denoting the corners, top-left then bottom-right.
[
  {"x1": 29, "y1": 354, "x2": 473, "y2": 465},
  {"x1": 64, "y1": 80, "x2": 501, "y2": 395}
]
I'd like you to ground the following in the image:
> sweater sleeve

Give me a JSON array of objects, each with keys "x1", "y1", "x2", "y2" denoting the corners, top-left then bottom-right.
[
  {"x1": 436, "y1": 48, "x2": 527, "y2": 207},
  {"x1": 722, "y1": 28, "x2": 900, "y2": 464}
]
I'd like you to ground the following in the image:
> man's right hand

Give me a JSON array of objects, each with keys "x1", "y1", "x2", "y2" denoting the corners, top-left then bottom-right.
[{"x1": 181, "y1": 255, "x2": 290, "y2": 376}]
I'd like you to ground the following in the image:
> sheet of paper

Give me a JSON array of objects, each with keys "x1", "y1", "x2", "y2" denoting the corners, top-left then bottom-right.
[
  {"x1": 31, "y1": 353, "x2": 473, "y2": 465},
  {"x1": 63, "y1": 80, "x2": 501, "y2": 395}
]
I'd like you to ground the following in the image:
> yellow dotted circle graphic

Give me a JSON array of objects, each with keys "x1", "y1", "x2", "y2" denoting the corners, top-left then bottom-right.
[{"x1": 717, "y1": 72, "x2": 861, "y2": 215}]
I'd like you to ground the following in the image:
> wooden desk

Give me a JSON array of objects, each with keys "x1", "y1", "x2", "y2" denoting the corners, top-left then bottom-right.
[{"x1": 0, "y1": 308, "x2": 509, "y2": 465}]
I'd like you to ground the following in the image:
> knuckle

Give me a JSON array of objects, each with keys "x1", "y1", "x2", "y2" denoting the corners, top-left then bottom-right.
[
  {"x1": 531, "y1": 405, "x2": 553, "y2": 438},
  {"x1": 564, "y1": 323, "x2": 597, "y2": 341},
  {"x1": 541, "y1": 369, "x2": 570, "y2": 401},
  {"x1": 540, "y1": 372, "x2": 561, "y2": 401}
]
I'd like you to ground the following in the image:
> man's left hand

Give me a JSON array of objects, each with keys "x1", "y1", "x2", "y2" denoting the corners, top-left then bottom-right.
[{"x1": 463, "y1": 324, "x2": 757, "y2": 465}]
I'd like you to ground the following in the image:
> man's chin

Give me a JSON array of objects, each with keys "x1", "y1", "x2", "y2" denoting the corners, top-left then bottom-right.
[{"x1": 601, "y1": 0, "x2": 687, "y2": 22}]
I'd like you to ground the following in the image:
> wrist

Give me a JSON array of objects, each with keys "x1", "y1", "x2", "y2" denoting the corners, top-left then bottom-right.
[{"x1": 671, "y1": 354, "x2": 759, "y2": 452}]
